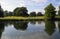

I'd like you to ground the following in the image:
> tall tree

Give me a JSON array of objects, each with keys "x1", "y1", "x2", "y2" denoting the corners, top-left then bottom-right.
[
  {"x1": 0, "y1": 5, "x2": 4, "y2": 17},
  {"x1": 13, "y1": 7, "x2": 28, "y2": 16},
  {"x1": 58, "y1": 6, "x2": 60, "y2": 16},
  {"x1": 29, "y1": 11, "x2": 36, "y2": 16},
  {"x1": 44, "y1": 3, "x2": 56, "y2": 20}
]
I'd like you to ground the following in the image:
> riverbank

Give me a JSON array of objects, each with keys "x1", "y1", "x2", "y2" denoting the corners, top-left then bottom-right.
[{"x1": 0, "y1": 16, "x2": 60, "y2": 21}]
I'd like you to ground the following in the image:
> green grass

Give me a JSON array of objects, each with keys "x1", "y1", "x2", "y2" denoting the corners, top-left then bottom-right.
[
  {"x1": 0, "y1": 16, "x2": 44, "y2": 19},
  {"x1": 0, "y1": 16, "x2": 60, "y2": 21},
  {"x1": 0, "y1": 16, "x2": 45, "y2": 21}
]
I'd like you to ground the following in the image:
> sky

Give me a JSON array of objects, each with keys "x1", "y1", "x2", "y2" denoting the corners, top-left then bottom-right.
[{"x1": 0, "y1": 0, "x2": 60, "y2": 13}]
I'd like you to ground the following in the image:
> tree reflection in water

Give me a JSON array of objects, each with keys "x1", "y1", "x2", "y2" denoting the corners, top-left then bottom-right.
[
  {"x1": 58, "y1": 21, "x2": 60, "y2": 33},
  {"x1": 37, "y1": 21, "x2": 42, "y2": 24},
  {"x1": 4, "y1": 21, "x2": 28, "y2": 31},
  {"x1": 13, "y1": 21, "x2": 28, "y2": 30},
  {"x1": 30, "y1": 21, "x2": 36, "y2": 25},
  {"x1": 45, "y1": 20, "x2": 56, "y2": 35},
  {"x1": 0, "y1": 21, "x2": 5, "y2": 39}
]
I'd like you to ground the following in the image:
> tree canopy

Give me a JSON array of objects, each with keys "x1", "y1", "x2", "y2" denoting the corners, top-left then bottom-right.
[
  {"x1": 13, "y1": 7, "x2": 28, "y2": 16},
  {"x1": 29, "y1": 11, "x2": 36, "y2": 16},
  {"x1": 44, "y1": 3, "x2": 56, "y2": 19},
  {"x1": 58, "y1": 6, "x2": 60, "y2": 16},
  {"x1": 0, "y1": 5, "x2": 4, "y2": 17},
  {"x1": 37, "y1": 12, "x2": 43, "y2": 16}
]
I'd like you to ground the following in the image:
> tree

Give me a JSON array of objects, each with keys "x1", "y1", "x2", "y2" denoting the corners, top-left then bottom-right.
[
  {"x1": 37, "y1": 12, "x2": 43, "y2": 16},
  {"x1": 4, "y1": 10, "x2": 9, "y2": 16},
  {"x1": 0, "y1": 5, "x2": 4, "y2": 17},
  {"x1": 13, "y1": 7, "x2": 28, "y2": 16},
  {"x1": 4, "y1": 11, "x2": 13, "y2": 16},
  {"x1": 13, "y1": 7, "x2": 20, "y2": 16},
  {"x1": 8, "y1": 11, "x2": 13, "y2": 16},
  {"x1": 44, "y1": 3, "x2": 56, "y2": 20},
  {"x1": 29, "y1": 11, "x2": 36, "y2": 16},
  {"x1": 58, "y1": 6, "x2": 60, "y2": 16}
]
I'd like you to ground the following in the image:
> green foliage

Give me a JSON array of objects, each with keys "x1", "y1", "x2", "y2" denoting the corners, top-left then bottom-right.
[
  {"x1": 8, "y1": 11, "x2": 13, "y2": 16},
  {"x1": 29, "y1": 11, "x2": 36, "y2": 16},
  {"x1": 0, "y1": 3, "x2": 58, "y2": 18},
  {"x1": 13, "y1": 7, "x2": 21, "y2": 16},
  {"x1": 44, "y1": 3, "x2": 56, "y2": 19},
  {"x1": 4, "y1": 10, "x2": 8, "y2": 16},
  {"x1": 0, "y1": 5, "x2": 4, "y2": 17},
  {"x1": 13, "y1": 7, "x2": 28, "y2": 16},
  {"x1": 58, "y1": 6, "x2": 60, "y2": 16},
  {"x1": 37, "y1": 12, "x2": 43, "y2": 16},
  {"x1": 4, "y1": 11, "x2": 13, "y2": 16}
]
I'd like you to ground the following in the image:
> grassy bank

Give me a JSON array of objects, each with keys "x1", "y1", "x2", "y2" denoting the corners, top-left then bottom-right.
[
  {"x1": 0, "y1": 16, "x2": 44, "y2": 21},
  {"x1": 0, "y1": 16, "x2": 60, "y2": 21}
]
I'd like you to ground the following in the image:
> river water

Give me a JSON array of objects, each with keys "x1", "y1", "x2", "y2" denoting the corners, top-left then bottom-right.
[{"x1": 0, "y1": 21, "x2": 60, "y2": 39}]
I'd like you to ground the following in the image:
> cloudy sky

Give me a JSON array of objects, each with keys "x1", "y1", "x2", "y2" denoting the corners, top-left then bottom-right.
[{"x1": 0, "y1": 0, "x2": 60, "y2": 13}]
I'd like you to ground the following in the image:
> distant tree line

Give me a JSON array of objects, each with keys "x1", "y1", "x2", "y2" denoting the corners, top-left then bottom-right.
[
  {"x1": 0, "y1": 3, "x2": 60, "y2": 19},
  {"x1": 4, "y1": 7, "x2": 43, "y2": 17}
]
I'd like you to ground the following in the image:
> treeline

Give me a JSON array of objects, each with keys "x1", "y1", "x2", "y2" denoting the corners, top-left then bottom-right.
[
  {"x1": 4, "y1": 7, "x2": 43, "y2": 17},
  {"x1": 0, "y1": 3, "x2": 60, "y2": 19}
]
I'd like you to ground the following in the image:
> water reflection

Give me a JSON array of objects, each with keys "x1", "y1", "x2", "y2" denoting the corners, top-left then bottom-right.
[
  {"x1": 30, "y1": 21, "x2": 36, "y2": 25},
  {"x1": 45, "y1": 20, "x2": 56, "y2": 35},
  {"x1": 58, "y1": 21, "x2": 60, "y2": 33},
  {"x1": 0, "y1": 21, "x2": 5, "y2": 39},
  {"x1": 13, "y1": 21, "x2": 28, "y2": 30},
  {"x1": 0, "y1": 21, "x2": 60, "y2": 39},
  {"x1": 37, "y1": 21, "x2": 42, "y2": 24}
]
